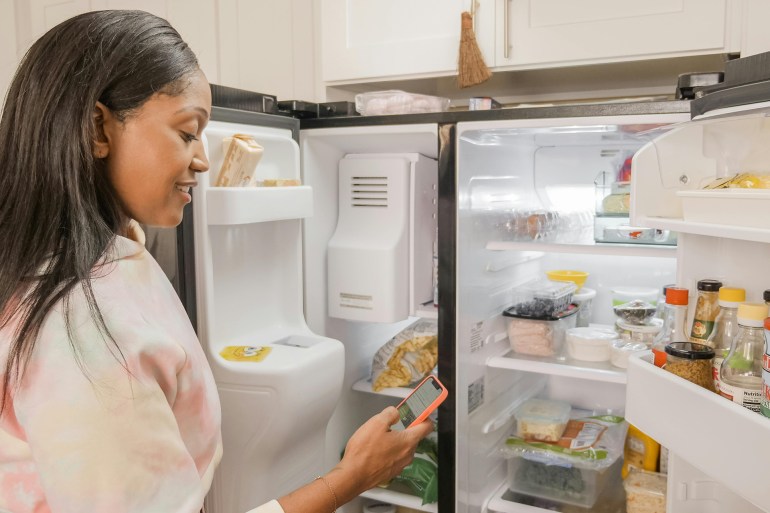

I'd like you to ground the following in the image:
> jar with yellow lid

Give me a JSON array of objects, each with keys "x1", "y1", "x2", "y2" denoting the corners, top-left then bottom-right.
[{"x1": 707, "y1": 287, "x2": 746, "y2": 392}]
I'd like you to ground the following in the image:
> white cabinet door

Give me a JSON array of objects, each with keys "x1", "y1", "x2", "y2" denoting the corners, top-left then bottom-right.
[
  {"x1": 322, "y1": 0, "x2": 495, "y2": 83},
  {"x1": 495, "y1": 0, "x2": 734, "y2": 68}
]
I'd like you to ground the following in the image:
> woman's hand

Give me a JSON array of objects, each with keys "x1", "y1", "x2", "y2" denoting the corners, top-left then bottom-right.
[{"x1": 332, "y1": 407, "x2": 435, "y2": 498}]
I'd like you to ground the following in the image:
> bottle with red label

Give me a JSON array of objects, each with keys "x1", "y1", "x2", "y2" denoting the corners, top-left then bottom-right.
[
  {"x1": 720, "y1": 303, "x2": 768, "y2": 412},
  {"x1": 761, "y1": 317, "x2": 770, "y2": 418},
  {"x1": 651, "y1": 287, "x2": 689, "y2": 367}
]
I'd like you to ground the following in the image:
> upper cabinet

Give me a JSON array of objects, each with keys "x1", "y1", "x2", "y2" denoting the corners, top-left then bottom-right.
[
  {"x1": 494, "y1": 0, "x2": 738, "y2": 69},
  {"x1": 320, "y1": 0, "x2": 746, "y2": 85},
  {"x1": 321, "y1": 0, "x2": 495, "y2": 83}
]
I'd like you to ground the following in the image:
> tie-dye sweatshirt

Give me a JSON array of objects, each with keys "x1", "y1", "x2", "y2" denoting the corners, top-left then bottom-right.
[{"x1": 0, "y1": 230, "x2": 284, "y2": 513}]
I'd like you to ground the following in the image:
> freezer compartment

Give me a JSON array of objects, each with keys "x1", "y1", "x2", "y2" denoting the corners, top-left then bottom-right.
[{"x1": 506, "y1": 457, "x2": 623, "y2": 509}]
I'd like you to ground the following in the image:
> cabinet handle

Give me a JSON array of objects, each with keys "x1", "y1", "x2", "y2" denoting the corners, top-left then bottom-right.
[{"x1": 504, "y1": 0, "x2": 510, "y2": 59}]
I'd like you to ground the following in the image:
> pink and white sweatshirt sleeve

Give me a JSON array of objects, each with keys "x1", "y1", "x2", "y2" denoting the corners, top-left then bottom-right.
[{"x1": 0, "y1": 233, "x2": 285, "y2": 513}]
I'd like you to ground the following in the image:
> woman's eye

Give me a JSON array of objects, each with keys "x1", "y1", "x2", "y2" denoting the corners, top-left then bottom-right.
[{"x1": 181, "y1": 132, "x2": 198, "y2": 143}]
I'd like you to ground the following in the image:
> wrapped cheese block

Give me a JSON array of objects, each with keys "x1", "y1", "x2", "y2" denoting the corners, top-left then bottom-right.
[{"x1": 215, "y1": 134, "x2": 263, "y2": 187}]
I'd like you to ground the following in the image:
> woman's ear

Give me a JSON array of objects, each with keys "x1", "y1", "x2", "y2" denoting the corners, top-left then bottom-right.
[{"x1": 92, "y1": 101, "x2": 113, "y2": 159}]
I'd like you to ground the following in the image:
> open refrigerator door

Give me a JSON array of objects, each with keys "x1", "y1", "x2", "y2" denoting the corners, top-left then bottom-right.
[
  {"x1": 453, "y1": 113, "x2": 691, "y2": 513},
  {"x1": 627, "y1": 101, "x2": 770, "y2": 513}
]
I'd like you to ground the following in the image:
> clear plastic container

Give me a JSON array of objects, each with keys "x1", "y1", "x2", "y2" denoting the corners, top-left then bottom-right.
[
  {"x1": 615, "y1": 318, "x2": 664, "y2": 348},
  {"x1": 514, "y1": 398, "x2": 571, "y2": 442},
  {"x1": 507, "y1": 279, "x2": 577, "y2": 318},
  {"x1": 504, "y1": 307, "x2": 579, "y2": 357},
  {"x1": 624, "y1": 468, "x2": 667, "y2": 513},
  {"x1": 565, "y1": 327, "x2": 616, "y2": 362},
  {"x1": 572, "y1": 287, "x2": 596, "y2": 328},
  {"x1": 508, "y1": 457, "x2": 622, "y2": 508},
  {"x1": 611, "y1": 339, "x2": 649, "y2": 368},
  {"x1": 611, "y1": 286, "x2": 659, "y2": 307},
  {"x1": 354, "y1": 90, "x2": 450, "y2": 116}
]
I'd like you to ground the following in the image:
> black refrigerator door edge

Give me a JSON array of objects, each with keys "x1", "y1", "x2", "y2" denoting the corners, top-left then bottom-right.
[
  {"x1": 211, "y1": 106, "x2": 301, "y2": 143},
  {"x1": 437, "y1": 122, "x2": 457, "y2": 513}
]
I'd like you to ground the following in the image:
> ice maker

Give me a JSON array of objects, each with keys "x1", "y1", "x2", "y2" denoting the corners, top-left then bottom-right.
[{"x1": 327, "y1": 153, "x2": 437, "y2": 323}]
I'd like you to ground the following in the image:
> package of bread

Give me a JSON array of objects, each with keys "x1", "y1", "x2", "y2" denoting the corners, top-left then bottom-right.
[
  {"x1": 214, "y1": 134, "x2": 263, "y2": 187},
  {"x1": 371, "y1": 319, "x2": 438, "y2": 392}
]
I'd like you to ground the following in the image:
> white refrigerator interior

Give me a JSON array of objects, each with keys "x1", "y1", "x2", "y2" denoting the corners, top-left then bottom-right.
[
  {"x1": 302, "y1": 124, "x2": 441, "y2": 513},
  {"x1": 195, "y1": 120, "x2": 344, "y2": 513},
  {"x1": 627, "y1": 102, "x2": 770, "y2": 513},
  {"x1": 454, "y1": 114, "x2": 687, "y2": 513}
]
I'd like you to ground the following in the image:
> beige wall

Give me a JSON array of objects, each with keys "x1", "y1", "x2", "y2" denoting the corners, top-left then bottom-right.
[{"x1": 0, "y1": 0, "x2": 17, "y2": 105}]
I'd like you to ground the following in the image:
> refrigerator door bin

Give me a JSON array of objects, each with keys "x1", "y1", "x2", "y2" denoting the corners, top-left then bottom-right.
[
  {"x1": 677, "y1": 189, "x2": 770, "y2": 229},
  {"x1": 206, "y1": 186, "x2": 313, "y2": 224},
  {"x1": 626, "y1": 351, "x2": 770, "y2": 511}
]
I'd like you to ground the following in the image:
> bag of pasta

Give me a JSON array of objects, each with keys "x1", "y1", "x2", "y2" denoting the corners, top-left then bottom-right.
[{"x1": 371, "y1": 319, "x2": 438, "y2": 392}]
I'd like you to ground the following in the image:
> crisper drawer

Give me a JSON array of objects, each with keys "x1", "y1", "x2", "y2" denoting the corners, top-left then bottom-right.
[{"x1": 625, "y1": 352, "x2": 770, "y2": 511}]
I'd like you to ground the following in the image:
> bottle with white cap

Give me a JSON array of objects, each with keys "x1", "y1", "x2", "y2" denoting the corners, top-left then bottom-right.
[
  {"x1": 707, "y1": 287, "x2": 746, "y2": 393},
  {"x1": 719, "y1": 303, "x2": 769, "y2": 412}
]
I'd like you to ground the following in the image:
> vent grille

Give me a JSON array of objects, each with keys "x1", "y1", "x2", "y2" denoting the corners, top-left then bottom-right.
[{"x1": 351, "y1": 176, "x2": 388, "y2": 207}]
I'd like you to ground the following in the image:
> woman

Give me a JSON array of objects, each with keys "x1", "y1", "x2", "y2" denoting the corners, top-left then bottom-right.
[{"x1": 0, "y1": 10, "x2": 434, "y2": 513}]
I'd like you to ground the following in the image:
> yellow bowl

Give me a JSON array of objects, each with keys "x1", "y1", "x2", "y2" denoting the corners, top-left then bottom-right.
[{"x1": 546, "y1": 270, "x2": 589, "y2": 291}]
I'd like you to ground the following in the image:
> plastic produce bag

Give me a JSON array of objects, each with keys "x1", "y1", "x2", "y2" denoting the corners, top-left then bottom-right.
[
  {"x1": 386, "y1": 433, "x2": 438, "y2": 505},
  {"x1": 371, "y1": 319, "x2": 438, "y2": 392},
  {"x1": 500, "y1": 414, "x2": 628, "y2": 471}
]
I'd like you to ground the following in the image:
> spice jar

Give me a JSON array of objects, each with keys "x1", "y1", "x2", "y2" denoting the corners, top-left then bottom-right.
[
  {"x1": 664, "y1": 341, "x2": 715, "y2": 392},
  {"x1": 689, "y1": 279, "x2": 722, "y2": 343}
]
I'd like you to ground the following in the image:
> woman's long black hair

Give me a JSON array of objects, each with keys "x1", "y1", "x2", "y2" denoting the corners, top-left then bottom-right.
[{"x1": 0, "y1": 10, "x2": 200, "y2": 411}]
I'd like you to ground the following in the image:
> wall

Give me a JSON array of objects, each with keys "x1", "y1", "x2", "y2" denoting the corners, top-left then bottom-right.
[{"x1": 0, "y1": 0, "x2": 17, "y2": 105}]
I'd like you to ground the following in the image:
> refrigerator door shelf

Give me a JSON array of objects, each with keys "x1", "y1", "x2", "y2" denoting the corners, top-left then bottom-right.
[
  {"x1": 352, "y1": 377, "x2": 412, "y2": 399},
  {"x1": 486, "y1": 240, "x2": 677, "y2": 259},
  {"x1": 634, "y1": 215, "x2": 770, "y2": 244},
  {"x1": 626, "y1": 351, "x2": 770, "y2": 511},
  {"x1": 206, "y1": 186, "x2": 313, "y2": 225},
  {"x1": 360, "y1": 488, "x2": 437, "y2": 513}
]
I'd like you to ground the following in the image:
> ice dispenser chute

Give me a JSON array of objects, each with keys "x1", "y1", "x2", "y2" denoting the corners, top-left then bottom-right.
[{"x1": 327, "y1": 153, "x2": 437, "y2": 323}]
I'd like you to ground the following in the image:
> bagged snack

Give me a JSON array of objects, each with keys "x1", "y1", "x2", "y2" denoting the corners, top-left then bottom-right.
[
  {"x1": 258, "y1": 178, "x2": 301, "y2": 187},
  {"x1": 215, "y1": 134, "x2": 263, "y2": 187},
  {"x1": 371, "y1": 319, "x2": 438, "y2": 392},
  {"x1": 501, "y1": 414, "x2": 628, "y2": 471}
]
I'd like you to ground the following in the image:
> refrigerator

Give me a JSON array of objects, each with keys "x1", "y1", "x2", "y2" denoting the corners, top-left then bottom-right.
[{"x1": 189, "y1": 76, "x2": 770, "y2": 513}]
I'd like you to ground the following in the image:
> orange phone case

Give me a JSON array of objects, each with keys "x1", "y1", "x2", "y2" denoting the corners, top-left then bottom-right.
[{"x1": 397, "y1": 375, "x2": 448, "y2": 428}]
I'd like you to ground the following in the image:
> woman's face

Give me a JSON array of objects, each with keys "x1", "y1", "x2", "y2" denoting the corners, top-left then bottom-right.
[{"x1": 100, "y1": 69, "x2": 211, "y2": 228}]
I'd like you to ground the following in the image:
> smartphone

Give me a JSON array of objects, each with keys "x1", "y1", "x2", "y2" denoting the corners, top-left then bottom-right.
[{"x1": 395, "y1": 375, "x2": 448, "y2": 429}]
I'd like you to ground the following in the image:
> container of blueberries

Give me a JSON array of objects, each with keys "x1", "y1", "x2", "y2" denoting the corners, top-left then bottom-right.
[{"x1": 506, "y1": 279, "x2": 577, "y2": 318}]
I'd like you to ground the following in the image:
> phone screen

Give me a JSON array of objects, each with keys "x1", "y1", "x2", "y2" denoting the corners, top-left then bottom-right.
[{"x1": 396, "y1": 377, "x2": 443, "y2": 429}]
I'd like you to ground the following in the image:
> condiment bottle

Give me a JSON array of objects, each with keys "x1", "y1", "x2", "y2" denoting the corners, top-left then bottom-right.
[
  {"x1": 707, "y1": 287, "x2": 746, "y2": 393},
  {"x1": 719, "y1": 303, "x2": 769, "y2": 412},
  {"x1": 761, "y1": 317, "x2": 770, "y2": 418},
  {"x1": 664, "y1": 341, "x2": 716, "y2": 392},
  {"x1": 689, "y1": 279, "x2": 722, "y2": 343},
  {"x1": 652, "y1": 287, "x2": 689, "y2": 367},
  {"x1": 654, "y1": 284, "x2": 675, "y2": 320}
]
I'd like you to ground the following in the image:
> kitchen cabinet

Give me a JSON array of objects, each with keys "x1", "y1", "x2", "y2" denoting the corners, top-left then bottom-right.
[
  {"x1": 12, "y1": 0, "x2": 315, "y2": 102},
  {"x1": 321, "y1": 0, "x2": 495, "y2": 83},
  {"x1": 494, "y1": 0, "x2": 736, "y2": 69}
]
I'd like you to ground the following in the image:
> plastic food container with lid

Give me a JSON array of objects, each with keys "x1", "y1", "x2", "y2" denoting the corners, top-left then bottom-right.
[
  {"x1": 615, "y1": 318, "x2": 664, "y2": 347},
  {"x1": 610, "y1": 286, "x2": 659, "y2": 307},
  {"x1": 514, "y1": 398, "x2": 571, "y2": 442},
  {"x1": 664, "y1": 341, "x2": 716, "y2": 391},
  {"x1": 508, "y1": 457, "x2": 622, "y2": 509},
  {"x1": 354, "y1": 90, "x2": 450, "y2": 116},
  {"x1": 624, "y1": 468, "x2": 667, "y2": 513},
  {"x1": 504, "y1": 306, "x2": 579, "y2": 357},
  {"x1": 572, "y1": 287, "x2": 596, "y2": 328},
  {"x1": 565, "y1": 327, "x2": 617, "y2": 362},
  {"x1": 610, "y1": 339, "x2": 648, "y2": 368},
  {"x1": 507, "y1": 279, "x2": 577, "y2": 318}
]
